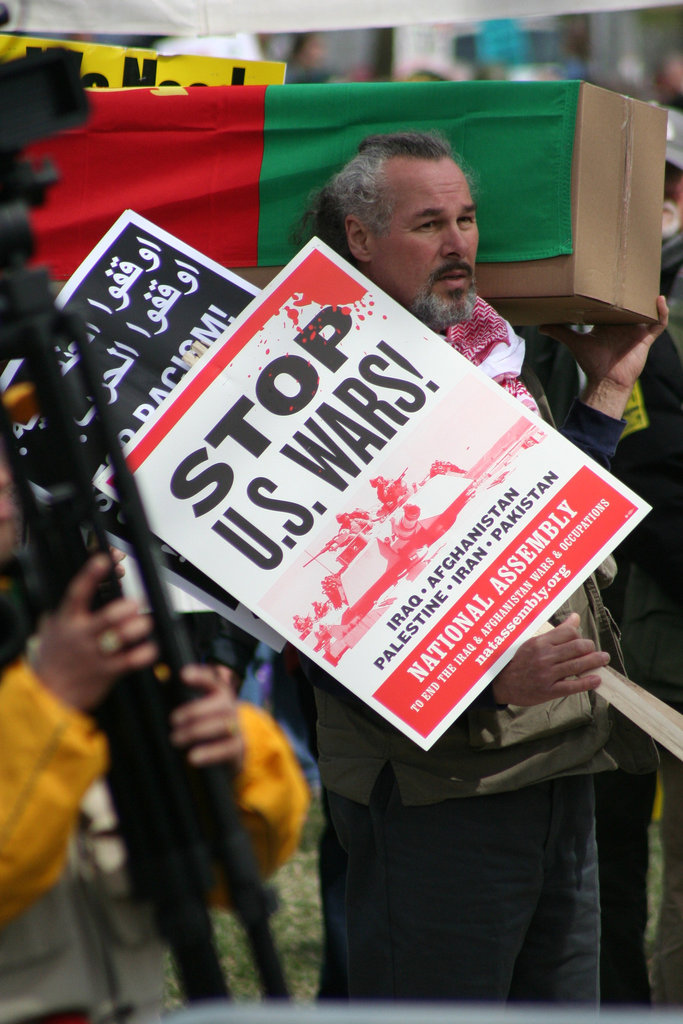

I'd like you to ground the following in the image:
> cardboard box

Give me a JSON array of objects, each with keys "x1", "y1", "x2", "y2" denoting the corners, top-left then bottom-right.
[
  {"x1": 237, "y1": 83, "x2": 667, "y2": 327},
  {"x1": 475, "y1": 83, "x2": 667, "y2": 326}
]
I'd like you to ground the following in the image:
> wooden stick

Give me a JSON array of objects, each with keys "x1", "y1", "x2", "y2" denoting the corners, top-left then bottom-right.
[
  {"x1": 595, "y1": 664, "x2": 683, "y2": 763},
  {"x1": 535, "y1": 622, "x2": 683, "y2": 762}
]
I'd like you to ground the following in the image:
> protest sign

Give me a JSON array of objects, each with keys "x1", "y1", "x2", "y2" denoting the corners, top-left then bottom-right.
[
  {"x1": 104, "y1": 239, "x2": 651, "y2": 750},
  {"x1": 0, "y1": 34, "x2": 285, "y2": 87},
  {"x1": 0, "y1": 210, "x2": 281, "y2": 645}
]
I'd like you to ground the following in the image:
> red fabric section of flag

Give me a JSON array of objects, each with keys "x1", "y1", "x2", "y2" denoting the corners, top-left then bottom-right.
[{"x1": 27, "y1": 86, "x2": 267, "y2": 280}]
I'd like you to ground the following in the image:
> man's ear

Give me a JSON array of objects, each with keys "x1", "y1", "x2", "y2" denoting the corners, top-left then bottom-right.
[{"x1": 345, "y1": 215, "x2": 373, "y2": 264}]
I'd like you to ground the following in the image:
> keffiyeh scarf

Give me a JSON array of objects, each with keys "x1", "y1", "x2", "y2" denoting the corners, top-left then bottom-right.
[{"x1": 445, "y1": 296, "x2": 539, "y2": 414}]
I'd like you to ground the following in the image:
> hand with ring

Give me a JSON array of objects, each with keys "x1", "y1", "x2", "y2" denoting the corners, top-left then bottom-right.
[{"x1": 31, "y1": 553, "x2": 158, "y2": 712}]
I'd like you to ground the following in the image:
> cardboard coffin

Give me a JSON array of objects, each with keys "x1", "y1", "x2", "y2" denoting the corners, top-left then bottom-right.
[
  {"x1": 475, "y1": 83, "x2": 667, "y2": 326},
  {"x1": 237, "y1": 82, "x2": 667, "y2": 326},
  {"x1": 26, "y1": 79, "x2": 666, "y2": 325}
]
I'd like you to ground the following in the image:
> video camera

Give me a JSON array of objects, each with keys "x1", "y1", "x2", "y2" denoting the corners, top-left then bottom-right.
[
  {"x1": 0, "y1": 49, "x2": 90, "y2": 662},
  {"x1": 0, "y1": 47, "x2": 88, "y2": 259}
]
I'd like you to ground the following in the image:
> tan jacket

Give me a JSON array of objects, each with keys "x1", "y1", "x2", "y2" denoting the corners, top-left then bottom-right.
[{"x1": 0, "y1": 783, "x2": 165, "y2": 1024}]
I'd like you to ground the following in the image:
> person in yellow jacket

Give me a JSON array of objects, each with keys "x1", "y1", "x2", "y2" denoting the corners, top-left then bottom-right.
[{"x1": 0, "y1": 445, "x2": 308, "y2": 1021}]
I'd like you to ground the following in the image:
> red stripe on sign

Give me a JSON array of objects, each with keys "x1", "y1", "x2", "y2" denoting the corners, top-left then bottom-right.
[
  {"x1": 127, "y1": 246, "x2": 368, "y2": 472},
  {"x1": 29, "y1": 86, "x2": 267, "y2": 280},
  {"x1": 373, "y1": 466, "x2": 638, "y2": 738}
]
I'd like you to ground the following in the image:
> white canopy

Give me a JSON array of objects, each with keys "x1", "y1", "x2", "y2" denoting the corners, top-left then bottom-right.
[{"x1": 4, "y1": 0, "x2": 682, "y2": 37}]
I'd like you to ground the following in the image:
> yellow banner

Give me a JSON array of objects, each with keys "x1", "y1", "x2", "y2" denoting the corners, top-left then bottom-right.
[{"x1": 0, "y1": 34, "x2": 286, "y2": 87}]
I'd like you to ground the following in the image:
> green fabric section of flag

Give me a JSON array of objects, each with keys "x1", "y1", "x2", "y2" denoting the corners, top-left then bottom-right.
[{"x1": 258, "y1": 79, "x2": 580, "y2": 267}]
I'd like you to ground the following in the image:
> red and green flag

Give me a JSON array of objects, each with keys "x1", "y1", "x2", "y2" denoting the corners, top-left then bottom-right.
[{"x1": 27, "y1": 79, "x2": 580, "y2": 281}]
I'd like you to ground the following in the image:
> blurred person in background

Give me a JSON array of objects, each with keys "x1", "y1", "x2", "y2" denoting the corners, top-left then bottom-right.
[
  {"x1": 524, "y1": 104, "x2": 683, "y2": 1005},
  {"x1": 285, "y1": 33, "x2": 331, "y2": 84},
  {"x1": 0, "y1": 437, "x2": 305, "y2": 1021},
  {"x1": 655, "y1": 54, "x2": 683, "y2": 110},
  {"x1": 607, "y1": 104, "x2": 683, "y2": 1006}
]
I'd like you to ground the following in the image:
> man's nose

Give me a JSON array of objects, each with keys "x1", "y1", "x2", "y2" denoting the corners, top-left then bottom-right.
[{"x1": 440, "y1": 221, "x2": 468, "y2": 257}]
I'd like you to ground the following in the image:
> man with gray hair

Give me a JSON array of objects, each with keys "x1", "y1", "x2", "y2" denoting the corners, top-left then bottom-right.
[{"x1": 297, "y1": 130, "x2": 667, "y2": 1003}]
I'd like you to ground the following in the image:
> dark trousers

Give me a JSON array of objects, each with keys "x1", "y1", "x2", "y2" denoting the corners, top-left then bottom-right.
[
  {"x1": 328, "y1": 765, "x2": 599, "y2": 1002},
  {"x1": 317, "y1": 788, "x2": 349, "y2": 998},
  {"x1": 595, "y1": 767, "x2": 657, "y2": 1003}
]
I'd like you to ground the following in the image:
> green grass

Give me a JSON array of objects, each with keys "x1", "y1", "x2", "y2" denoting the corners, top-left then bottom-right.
[{"x1": 164, "y1": 792, "x2": 325, "y2": 1006}]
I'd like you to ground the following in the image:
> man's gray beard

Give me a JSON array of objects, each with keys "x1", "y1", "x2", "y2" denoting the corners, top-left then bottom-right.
[{"x1": 410, "y1": 281, "x2": 477, "y2": 332}]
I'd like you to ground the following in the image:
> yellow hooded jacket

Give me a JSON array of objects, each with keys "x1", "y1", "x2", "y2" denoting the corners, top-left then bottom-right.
[{"x1": 0, "y1": 658, "x2": 109, "y2": 927}]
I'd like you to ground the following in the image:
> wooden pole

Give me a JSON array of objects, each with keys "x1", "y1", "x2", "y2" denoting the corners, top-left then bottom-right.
[
  {"x1": 534, "y1": 622, "x2": 683, "y2": 762},
  {"x1": 595, "y1": 664, "x2": 683, "y2": 763}
]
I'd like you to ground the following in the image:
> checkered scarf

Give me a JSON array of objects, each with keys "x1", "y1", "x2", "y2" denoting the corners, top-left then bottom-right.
[{"x1": 445, "y1": 297, "x2": 538, "y2": 413}]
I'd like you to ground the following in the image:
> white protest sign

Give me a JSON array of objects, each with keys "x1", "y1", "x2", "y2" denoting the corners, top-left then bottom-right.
[{"x1": 103, "y1": 239, "x2": 650, "y2": 749}]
